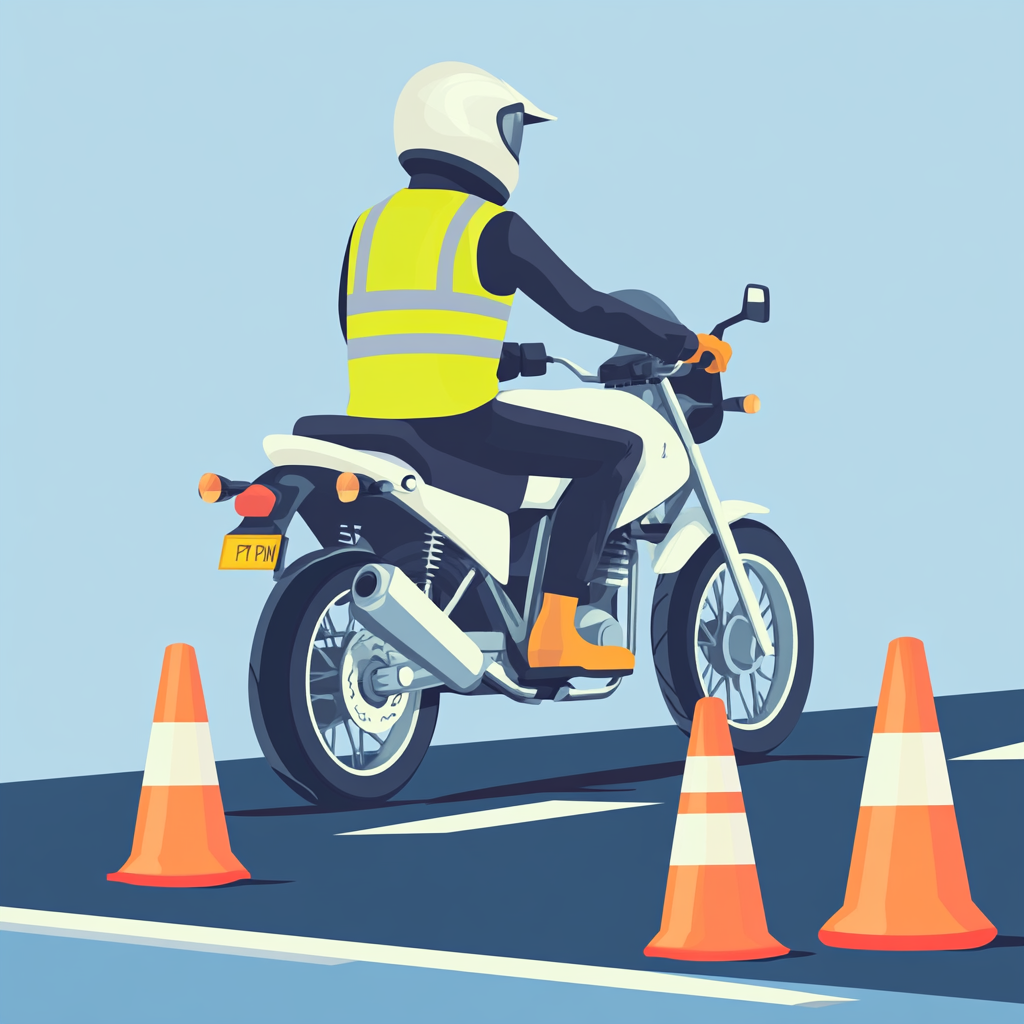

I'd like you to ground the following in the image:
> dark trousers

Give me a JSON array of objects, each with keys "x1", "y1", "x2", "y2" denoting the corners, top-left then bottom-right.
[{"x1": 403, "y1": 398, "x2": 643, "y2": 600}]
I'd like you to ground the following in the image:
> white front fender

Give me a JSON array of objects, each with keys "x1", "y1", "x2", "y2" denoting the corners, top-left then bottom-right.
[{"x1": 651, "y1": 500, "x2": 769, "y2": 575}]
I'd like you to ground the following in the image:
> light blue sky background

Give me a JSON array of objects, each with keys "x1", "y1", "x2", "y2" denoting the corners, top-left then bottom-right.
[{"x1": 1, "y1": 1, "x2": 1021, "y2": 781}]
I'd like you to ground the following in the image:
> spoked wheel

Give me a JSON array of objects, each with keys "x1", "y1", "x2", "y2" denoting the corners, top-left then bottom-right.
[
  {"x1": 308, "y1": 613, "x2": 433, "y2": 783},
  {"x1": 651, "y1": 519, "x2": 813, "y2": 752},
  {"x1": 249, "y1": 555, "x2": 439, "y2": 804}
]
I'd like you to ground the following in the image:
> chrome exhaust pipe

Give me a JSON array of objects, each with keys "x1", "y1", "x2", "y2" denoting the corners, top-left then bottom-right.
[{"x1": 351, "y1": 564, "x2": 484, "y2": 694}]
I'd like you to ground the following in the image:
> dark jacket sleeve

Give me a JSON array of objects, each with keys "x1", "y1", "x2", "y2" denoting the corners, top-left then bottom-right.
[
  {"x1": 477, "y1": 211, "x2": 699, "y2": 364},
  {"x1": 338, "y1": 224, "x2": 355, "y2": 341}
]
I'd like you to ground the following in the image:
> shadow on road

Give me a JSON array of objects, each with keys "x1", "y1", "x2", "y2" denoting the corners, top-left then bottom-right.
[
  {"x1": 215, "y1": 879, "x2": 295, "y2": 887},
  {"x1": 227, "y1": 752, "x2": 870, "y2": 817},
  {"x1": 968, "y1": 935, "x2": 1024, "y2": 950},
  {"x1": 736, "y1": 752, "x2": 864, "y2": 765},
  {"x1": 227, "y1": 760, "x2": 688, "y2": 817}
]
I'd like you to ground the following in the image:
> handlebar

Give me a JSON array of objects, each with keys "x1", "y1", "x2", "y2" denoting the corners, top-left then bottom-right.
[
  {"x1": 546, "y1": 354, "x2": 599, "y2": 382},
  {"x1": 722, "y1": 394, "x2": 761, "y2": 414},
  {"x1": 545, "y1": 351, "x2": 758, "y2": 414}
]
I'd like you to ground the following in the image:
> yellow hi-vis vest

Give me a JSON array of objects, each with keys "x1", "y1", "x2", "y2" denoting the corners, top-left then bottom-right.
[{"x1": 345, "y1": 189, "x2": 514, "y2": 418}]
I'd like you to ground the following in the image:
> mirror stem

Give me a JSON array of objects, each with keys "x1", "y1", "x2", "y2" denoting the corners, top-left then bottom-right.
[{"x1": 711, "y1": 311, "x2": 745, "y2": 338}]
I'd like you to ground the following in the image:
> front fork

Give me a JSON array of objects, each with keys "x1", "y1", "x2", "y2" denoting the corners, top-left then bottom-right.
[{"x1": 658, "y1": 378, "x2": 775, "y2": 658}]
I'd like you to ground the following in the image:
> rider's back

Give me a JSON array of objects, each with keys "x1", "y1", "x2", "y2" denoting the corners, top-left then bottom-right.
[{"x1": 345, "y1": 189, "x2": 514, "y2": 419}]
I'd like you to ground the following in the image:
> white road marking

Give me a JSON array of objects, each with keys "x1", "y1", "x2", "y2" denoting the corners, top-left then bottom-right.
[
  {"x1": 336, "y1": 799, "x2": 658, "y2": 836},
  {"x1": 0, "y1": 907, "x2": 853, "y2": 1007},
  {"x1": 951, "y1": 741, "x2": 1024, "y2": 761}
]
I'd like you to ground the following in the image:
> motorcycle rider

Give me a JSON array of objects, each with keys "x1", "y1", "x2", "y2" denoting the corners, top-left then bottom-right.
[{"x1": 314, "y1": 62, "x2": 731, "y2": 678}]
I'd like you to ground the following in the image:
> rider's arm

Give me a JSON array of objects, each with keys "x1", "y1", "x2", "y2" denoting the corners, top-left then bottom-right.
[
  {"x1": 338, "y1": 224, "x2": 356, "y2": 341},
  {"x1": 477, "y1": 212, "x2": 700, "y2": 365}
]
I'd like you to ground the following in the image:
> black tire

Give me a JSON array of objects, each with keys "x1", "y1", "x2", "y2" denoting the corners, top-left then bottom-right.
[
  {"x1": 249, "y1": 552, "x2": 439, "y2": 804},
  {"x1": 651, "y1": 519, "x2": 813, "y2": 753}
]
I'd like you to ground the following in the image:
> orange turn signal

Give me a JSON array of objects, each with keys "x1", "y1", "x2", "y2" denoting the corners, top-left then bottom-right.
[
  {"x1": 337, "y1": 472, "x2": 360, "y2": 504},
  {"x1": 743, "y1": 394, "x2": 761, "y2": 414},
  {"x1": 198, "y1": 473, "x2": 223, "y2": 503}
]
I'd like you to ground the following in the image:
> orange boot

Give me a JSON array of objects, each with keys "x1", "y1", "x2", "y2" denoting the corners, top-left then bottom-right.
[{"x1": 527, "y1": 593, "x2": 635, "y2": 677}]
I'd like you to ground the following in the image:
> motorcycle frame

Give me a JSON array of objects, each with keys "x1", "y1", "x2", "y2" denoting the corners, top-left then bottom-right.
[
  {"x1": 477, "y1": 372, "x2": 772, "y2": 664},
  {"x1": 240, "y1": 365, "x2": 774, "y2": 702},
  {"x1": 463, "y1": 507, "x2": 640, "y2": 702},
  {"x1": 430, "y1": 370, "x2": 771, "y2": 699}
]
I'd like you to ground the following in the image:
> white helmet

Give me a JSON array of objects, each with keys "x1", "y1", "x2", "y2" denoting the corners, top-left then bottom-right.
[{"x1": 394, "y1": 62, "x2": 555, "y2": 203}]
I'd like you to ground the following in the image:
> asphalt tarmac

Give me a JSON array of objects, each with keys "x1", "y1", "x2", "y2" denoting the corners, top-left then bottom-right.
[{"x1": 1, "y1": 690, "x2": 1021, "y2": 1005}]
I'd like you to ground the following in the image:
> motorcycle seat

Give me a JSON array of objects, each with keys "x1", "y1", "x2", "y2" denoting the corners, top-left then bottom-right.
[{"x1": 293, "y1": 415, "x2": 530, "y2": 515}]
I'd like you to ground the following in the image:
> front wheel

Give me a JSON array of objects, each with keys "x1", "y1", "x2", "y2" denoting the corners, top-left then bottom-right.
[
  {"x1": 651, "y1": 519, "x2": 813, "y2": 753},
  {"x1": 249, "y1": 554, "x2": 439, "y2": 804}
]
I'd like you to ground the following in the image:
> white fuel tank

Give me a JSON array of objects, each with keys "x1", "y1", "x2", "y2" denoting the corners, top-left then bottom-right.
[{"x1": 497, "y1": 387, "x2": 689, "y2": 527}]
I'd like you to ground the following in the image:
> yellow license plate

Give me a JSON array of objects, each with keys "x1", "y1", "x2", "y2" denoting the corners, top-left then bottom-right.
[{"x1": 219, "y1": 534, "x2": 282, "y2": 570}]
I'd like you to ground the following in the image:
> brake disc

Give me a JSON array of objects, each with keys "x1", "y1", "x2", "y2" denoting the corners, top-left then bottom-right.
[{"x1": 340, "y1": 630, "x2": 410, "y2": 735}]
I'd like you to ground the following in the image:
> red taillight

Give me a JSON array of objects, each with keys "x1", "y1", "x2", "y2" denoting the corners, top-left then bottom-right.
[{"x1": 235, "y1": 484, "x2": 277, "y2": 518}]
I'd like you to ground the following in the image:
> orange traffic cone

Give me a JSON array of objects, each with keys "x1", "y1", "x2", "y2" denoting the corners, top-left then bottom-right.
[
  {"x1": 819, "y1": 637, "x2": 996, "y2": 950},
  {"x1": 108, "y1": 644, "x2": 250, "y2": 887},
  {"x1": 644, "y1": 696, "x2": 788, "y2": 961}
]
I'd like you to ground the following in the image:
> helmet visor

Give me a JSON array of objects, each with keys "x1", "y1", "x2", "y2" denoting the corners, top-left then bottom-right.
[{"x1": 498, "y1": 105, "x2": 524, "y2": 162}]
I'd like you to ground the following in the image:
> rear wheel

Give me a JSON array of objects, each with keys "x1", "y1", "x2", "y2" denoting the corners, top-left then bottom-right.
[
  {"x1": 651, "y1": 519, "x2": 813, "y2": 753},
  {"x1": 249, "y1": 554, "x2": 439, "y2": 804}
]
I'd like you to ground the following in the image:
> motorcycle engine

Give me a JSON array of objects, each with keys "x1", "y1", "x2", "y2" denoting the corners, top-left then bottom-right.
[{"x1": 575, "y1": 605, "x2": 624, "y2": 647}]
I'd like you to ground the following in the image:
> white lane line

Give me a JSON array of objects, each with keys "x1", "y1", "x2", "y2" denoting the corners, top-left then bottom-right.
[
  {"x1": 0, "y1": 907, "x2": 853, "y2": 1007},
  {"x1": 335, "y1": 799, "x2": 658, "y2": 836},
  {"x1": 951, "y1": 741, "x2": 1024, "y2": 761},
  {"x1": 1, "y1": 906, "x2": 350, "y2": 965}
]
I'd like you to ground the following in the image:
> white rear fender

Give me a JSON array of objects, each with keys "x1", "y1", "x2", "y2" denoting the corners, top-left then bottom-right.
[
  {"x1": 652, "y1": 500, "x2": 769, "y2": 575},
  {"x1": 262, "y1": 435, "x2": 511, "y2": 583}
]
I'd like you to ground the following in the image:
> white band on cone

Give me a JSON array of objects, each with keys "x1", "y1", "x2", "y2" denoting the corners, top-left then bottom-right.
[
  {"x1": 860, "y1": 732, "x2": 953, "y2": 807},
  {"x1": 142, "y1": 722, "x2": 220, "y2": 787},
  {"x1": 669, "y1": 812, "x2": 756, "y2": 866},
  {"x1": 680, "y1": 756, "x2": 742, "y2": 793}
]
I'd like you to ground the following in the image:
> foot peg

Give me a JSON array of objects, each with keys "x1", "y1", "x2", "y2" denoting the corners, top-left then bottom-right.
[
  {"x1": 553, "y1": 677, "x2": 627, "y2": 701},
  {"x1": 483, "y1": 664, "x2": 540, "y2": 704},
  {"x1": 522, "y1": 664, "x2": 635, "y2": 682}
]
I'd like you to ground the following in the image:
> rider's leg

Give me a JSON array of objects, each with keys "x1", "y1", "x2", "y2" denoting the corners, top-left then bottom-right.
[{"x1": 405, "y1": 400, "x2": 642, "y2": 673}]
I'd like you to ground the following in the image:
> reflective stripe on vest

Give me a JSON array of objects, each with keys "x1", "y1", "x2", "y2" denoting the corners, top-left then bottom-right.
[
  {"x1": 348, "y1": 193, "x2": 511, "y2": 357},
  {"x1": 345, "y1": 190, "x2": 514, "y2": 418},
  {"x1": 349, "y1": 290, "x2": 512, "y2": 319},
  {"x1": 348, "y1": 334, "x2": 504, "y2": 359}
]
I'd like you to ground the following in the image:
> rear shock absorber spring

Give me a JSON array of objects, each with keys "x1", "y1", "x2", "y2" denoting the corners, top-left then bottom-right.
[
  {"x1": 593, "y1": 527, "x2": 635, "y2": 588},
  {"x1": 422, "y1": 529, "x2": 446, "y2": 600}
]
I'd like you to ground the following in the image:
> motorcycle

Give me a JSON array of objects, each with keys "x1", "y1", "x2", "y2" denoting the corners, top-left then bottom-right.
[{"x1": 199, "y1": 284, "x2": 813, "y2": 804}]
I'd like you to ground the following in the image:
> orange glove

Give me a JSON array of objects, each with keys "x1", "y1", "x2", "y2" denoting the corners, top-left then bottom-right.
[{"x1": 684, "y1": 333, "x2": 732, "y2": 374}]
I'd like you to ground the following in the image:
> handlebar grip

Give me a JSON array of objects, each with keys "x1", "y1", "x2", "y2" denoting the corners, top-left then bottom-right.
[
  {"x1": 497, "y1": 342, "x2": 522, "y2": 382},
  {"x1": 722, "y1": 395, "x2": 761, "y2": 414},
  {"x1": 519, "y1": 343, "x2": 549, "y2": 377}
]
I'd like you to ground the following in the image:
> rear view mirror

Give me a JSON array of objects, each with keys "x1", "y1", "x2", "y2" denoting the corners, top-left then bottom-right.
[
  {"x1": 742, "y1": 284, "x2": 769, "y2": 323},
  {"x1": 710, "y1": 283, "x2": 771, "y2": 339}
]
